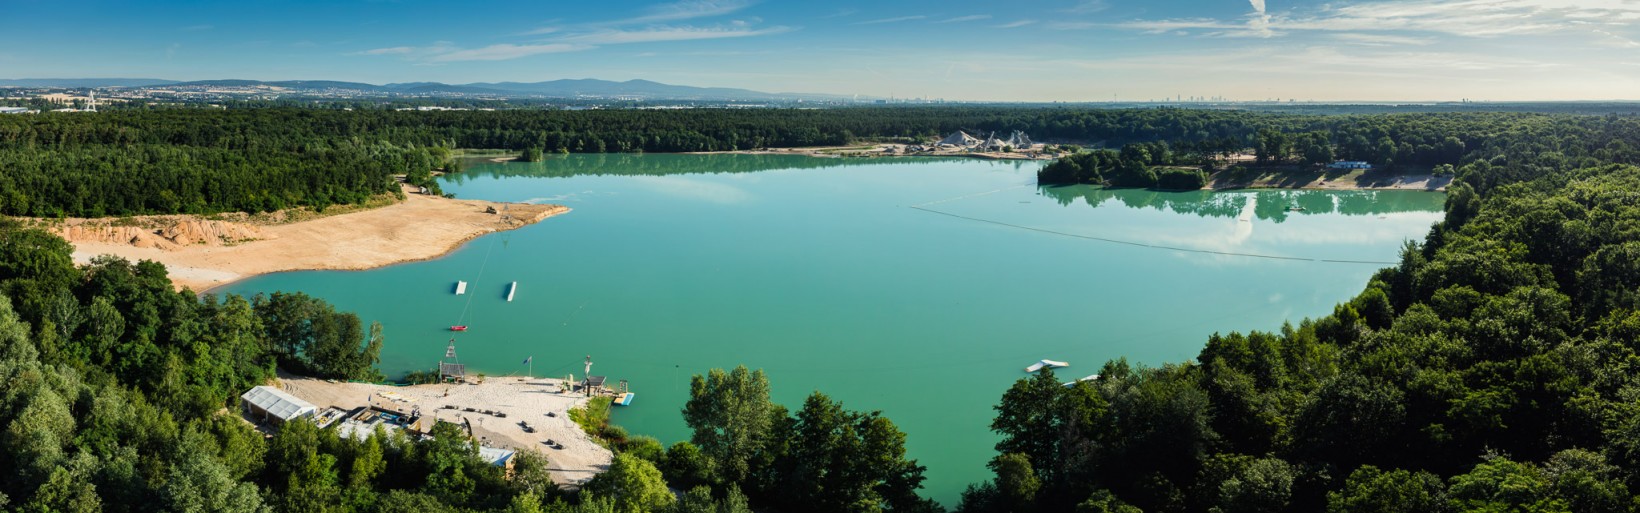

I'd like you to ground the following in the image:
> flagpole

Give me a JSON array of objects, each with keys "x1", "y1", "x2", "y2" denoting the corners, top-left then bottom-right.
[{"x1": 528, "y1": 356, "x2": 533, "y2": 379}]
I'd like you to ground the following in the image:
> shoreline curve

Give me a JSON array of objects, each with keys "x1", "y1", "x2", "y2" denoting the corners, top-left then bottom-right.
[{"x1": 43, "y1": 192, "x2": 569, "y2": 293}]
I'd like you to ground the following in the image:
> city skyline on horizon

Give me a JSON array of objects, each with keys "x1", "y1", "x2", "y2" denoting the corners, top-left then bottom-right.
[{"x1": 5, "y1": 0, "x2": 1640, "y2": 102}]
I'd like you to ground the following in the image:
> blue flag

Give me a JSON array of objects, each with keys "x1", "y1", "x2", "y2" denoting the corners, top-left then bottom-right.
[{"x1": 522, "y1": 356, "x2": 532, "y2": 365}]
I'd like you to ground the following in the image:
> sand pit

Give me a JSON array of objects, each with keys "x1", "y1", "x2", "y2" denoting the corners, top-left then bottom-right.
[
  {"x1": 44, "y1": 190, "x2": 568, "y2": 292},
  {"x1": 276, "y1": 374, "x2": 614, "y2": 487}
]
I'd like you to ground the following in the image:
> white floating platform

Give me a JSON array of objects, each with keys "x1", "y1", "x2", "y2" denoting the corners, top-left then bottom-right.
[
  {"x1": 455, "y1": 281, "x2": 467, "y2": 295},
  {"x1": 507, "y1": 281, "x2": 517, "y2": 302},
  {"x1": 1025, "y1": 359, "x2": 1069, "y2": 373},
  {"x1": 1063, "y1": 374, "x2": 1101, "y2": 387}
]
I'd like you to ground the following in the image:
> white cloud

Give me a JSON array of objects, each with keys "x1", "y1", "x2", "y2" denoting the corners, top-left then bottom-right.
[
  {"x1": 609, "y1": 0, "x2": 755, "y2": 25},
  {"x1": 1330, "y1": 33, "x2": 1437, "y2": 46},
  {"x1": 524, "y1": 0, "x2": 753, "y2": 35},
  {"x1": 1115, "y1": 0, "x2": 1640, "y2": 42},
  {"x1": 558, "y1": 26, "x2": 792, "y2": 44},
  {"x1": 997, "y1": 20, "x2": 1037, "y2": 28},
  {"x1": 936, "y1": 15, "x2": 993, "y2": 24},
  {"x1": 427, "y1": 43, "x2": 587, "y2": 62},
  {"x1": 856, "y1": 15, "x2": 927, "y2": 25},
  {"x1": 1064, "y1": 0, "x2": 1109, "y2": 14},
  {"x1": 356, "y1": 41, "x2": 587, "y2": 62},
  {"x1": 357, "y1": 46, "x2": 416, "y2": 55}
]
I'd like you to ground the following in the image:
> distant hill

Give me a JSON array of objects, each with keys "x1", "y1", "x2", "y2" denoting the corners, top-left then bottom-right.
[
  {"x1": 0, "y1": 78, "x2": 177, "y2": 88},
  {"x1": 0, "y1": 77, "x2": 850, "y2": 101}
]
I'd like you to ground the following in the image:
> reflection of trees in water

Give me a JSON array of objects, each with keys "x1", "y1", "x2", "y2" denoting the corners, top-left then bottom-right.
[
  {"x1": 443, "y1": 154, "x2": 952, "y2": 184},
  {"x1": 1038, "y1": 185, "x2": 1444, "y2": 222}
]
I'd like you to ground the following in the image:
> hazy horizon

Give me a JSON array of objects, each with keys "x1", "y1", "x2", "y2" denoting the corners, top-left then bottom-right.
[{"x1": 5, "y1": 0, "x2": 1639, "y2": 102}]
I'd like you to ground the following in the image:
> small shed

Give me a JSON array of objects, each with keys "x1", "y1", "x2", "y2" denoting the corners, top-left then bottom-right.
[{"x1": 241, "y1": 386, "x2": 318, "y2": 425}]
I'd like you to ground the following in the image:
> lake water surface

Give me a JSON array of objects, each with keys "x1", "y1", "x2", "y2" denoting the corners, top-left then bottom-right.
[{"x1": 217, "y1": 154, "x2": 1445, "y2": 504}]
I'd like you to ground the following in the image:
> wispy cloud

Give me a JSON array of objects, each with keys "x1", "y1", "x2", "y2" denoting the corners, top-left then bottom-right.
[
  {"x1": 558, "y1": 25, "x2": 792, "y2": 44},
  {"x1": 360, "y1": 0, "x2": 789, "y2": 64},
  {"x1": 1330, "y1": 33, "x2": 1437, "y2": 46},
  {"x1": 1117, "y1": 0, "x2": 1640, "y2": 42},
  {"x1": 823, "y1": 8, "x2": 859, "y2": 19},
  {"x1": 997, "y1": 20, "x2": 1038, "y2": 29},
  {"x1": 523, "y1": 0, "x2": 755, "y2": 35},
  {"x1": 607, "y1": 0, "x2": 755, "y2": 26},
  {"x1": 1064, "y1": 0, "x2": 1109, "y2": 14},
  {"x1": 427, "y1": 43, "x2": 587, "y2": 62},
  {"x1": 356, "y1": 46, "x2": 416, "y2": 55},
  {"x1": 1245, "y1": 0, "x2": 1273, "y2": 38},
  {"x1": 936, "y1": 15, "x2": 993, "y2": 24},
  {"x1": 182, "y1": 24, "x2": 214, "y2": 32},
  {"x1": 856, "y1": 15, "x2": 927, "y2": 25},
  {"x1": 352, "y1": 42, "x2": 588, "y2": 62}
]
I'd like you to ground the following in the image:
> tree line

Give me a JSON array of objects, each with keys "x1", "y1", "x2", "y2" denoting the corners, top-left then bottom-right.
[
  {"x1": 1039, "y1": 111, "x2": 1640, "y2": 192},
  {"x1": 9, "y1": 107, "x2": 1640, "y2": 216}
]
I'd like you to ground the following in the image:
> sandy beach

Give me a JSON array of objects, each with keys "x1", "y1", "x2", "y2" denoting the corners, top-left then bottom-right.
[
  {"x1": 1207, "y1": 167, "x2": 1453, "y2": 191},
  {"x1": 39, "y1": 188, "x2": 568, "y2": 292},
  {"x1": 275, "y1": 374, "x2": 614, "y2": 487}
]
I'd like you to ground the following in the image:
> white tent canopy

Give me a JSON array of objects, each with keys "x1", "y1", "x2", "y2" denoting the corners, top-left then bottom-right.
[{"x1": 241, "y1": 385, "x2": 318, "y2": 422}]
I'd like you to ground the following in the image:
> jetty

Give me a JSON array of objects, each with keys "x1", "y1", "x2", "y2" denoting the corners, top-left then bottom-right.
[
  {"x1": 454, "y1": 280, "x2": 467, "y2": 295},
  {"x1": 507, "y1": 281, "x2": 517, "y2": 302},
  {"x1": 1025, "y1": 359, "x2": 1069, "y2": 373}
]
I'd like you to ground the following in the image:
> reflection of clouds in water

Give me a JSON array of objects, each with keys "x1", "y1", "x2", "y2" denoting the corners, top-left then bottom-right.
[
  {"x1": 628, "y1": 176, "x2": 752, "y2": 204},
  {"x1": 519, "y1": 190, "x2": 609, "y2": 203},
  {"x1": 1129, "y1": 211, "x2": 1440, "y2": 259}
]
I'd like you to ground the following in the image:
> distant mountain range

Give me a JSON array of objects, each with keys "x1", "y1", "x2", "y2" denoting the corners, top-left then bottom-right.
[{"x1": 0, "y1": 78, "x2": 851, "y2": 101}]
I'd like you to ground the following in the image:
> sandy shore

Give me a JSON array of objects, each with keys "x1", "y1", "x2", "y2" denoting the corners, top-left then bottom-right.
[
  {"x1": 40, "y1": 189, "x2": 568, "y2": 292},
  {"x1": 1208, "y1": 168, "x2": 1453, "y2": 191},
  {"x1": 275, "y1": 374, "x2": 613, "y2": 487}
]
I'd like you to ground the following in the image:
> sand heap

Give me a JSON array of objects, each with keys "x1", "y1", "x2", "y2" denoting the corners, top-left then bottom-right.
[{"x1": 52, "y1": 218, "x2": 267, "y2": 251}]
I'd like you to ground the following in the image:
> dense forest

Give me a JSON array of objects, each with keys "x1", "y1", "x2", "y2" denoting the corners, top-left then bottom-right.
[
  {"x1": 1037, "y1": 112, "x2": 1640, "y2": 190},
  {"x1": 7, "y1": 106, "x2": 1640, "y2": 512},
  {"x1": 9, "y1": 107, "x2": 1640, "y2": 216}
]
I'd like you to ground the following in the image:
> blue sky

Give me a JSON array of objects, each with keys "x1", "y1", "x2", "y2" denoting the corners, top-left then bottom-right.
[{"x1": 4, "y1": 0, "x2": 1639, "y2": 101}]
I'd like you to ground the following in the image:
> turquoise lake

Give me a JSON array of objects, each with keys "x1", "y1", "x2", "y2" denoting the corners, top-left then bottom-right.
[{"x1": 216, "y1": 154, "x2": 1446, "y2": 504}]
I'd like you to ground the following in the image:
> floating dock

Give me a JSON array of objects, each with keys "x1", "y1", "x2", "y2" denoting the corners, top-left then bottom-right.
[
  {"x1": 507, "y1": 281, "x2": 517, "y2": 302},
  {"x1": 1063, "y1": 374, "x2": 1100, "y2": 387},
  {"x1": 1025, "y1": 359, "x2": 1069, "y2": 373},
  {"x1": 615, "y1": 393, "x2": 636, "y2": 406},
  {"x1": 454, "y1": 281, "x2": 467, "y2": 295}
]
